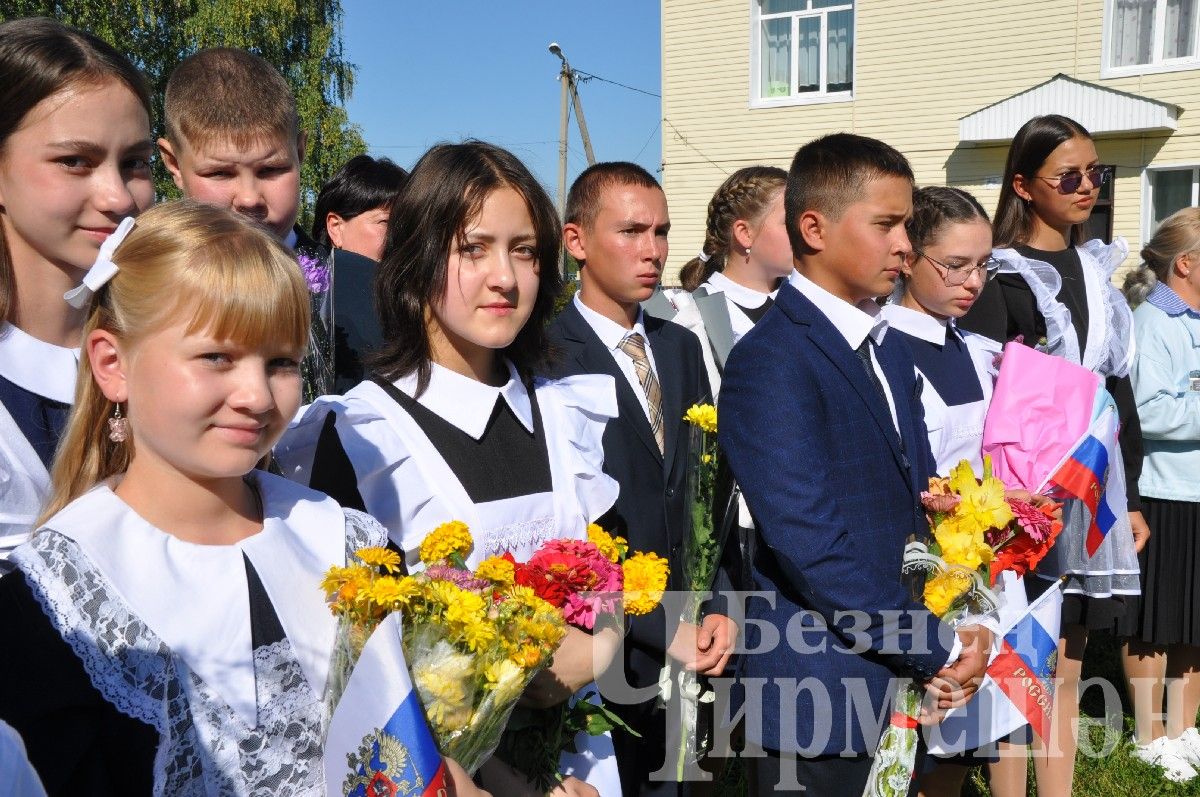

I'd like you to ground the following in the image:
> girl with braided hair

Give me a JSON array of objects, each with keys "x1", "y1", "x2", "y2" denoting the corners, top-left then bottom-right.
[{"x1": 647, "y1": 166, "x2": 790, "y2": 396}]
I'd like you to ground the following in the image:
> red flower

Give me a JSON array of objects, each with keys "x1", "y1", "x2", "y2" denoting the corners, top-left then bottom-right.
[
  {"x1": 990, "y1": 502, "x2": 1063, "y2": 584},
  {"x1": 514, "y1": 549, "x2": 599, "y2": 609}
]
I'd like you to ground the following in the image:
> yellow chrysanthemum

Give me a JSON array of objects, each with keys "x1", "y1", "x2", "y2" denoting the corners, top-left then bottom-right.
[
  {"x1": 370, "y1": 575, "x2": 421, "y2": 608},
  {"x1": 923, "y1": 569, "x2": 973, "y2": 617},
  {"x1": 320, "y1": 565, "x2": 359, "y2": 601},
  {"x1": 587, "y1": 524, "x2": 628, "y2": 563},
  {"x1": 510, "y1": 643, "x2": 546, "y2": 668},
  {"x1": 335, "y1": 570, "x2": 373, "y2": 607},
  {"x1": 683, "y1": 403, "x2": 718, "y2": 434},
  {"x1": 419, "y1": 520, "x2": 473, "y2": 565},
  {"x1": 485, "y1": 658, "x2": 528, "y2": 704},
  {"x1": 462, "y1": 619, "x2": 497, "y2": 652},
  {"x1": 623, "y1": 551, "x2": 670, "y2": 616},
  {"x1": 354, "y1": 546, "x2": 403, "y2": 574},
  {"x1": 424, "y1": 579, "x2": 461, "y2": 614},
  {"x1": 411, "y1": 648, "x2": 475, "y2": 733},
  {"x1": 476, "y1": 555, "x2": 516, "y2": 585},
  {"x1": 444, "y1": 588, "x2": 487, "y2": 628}
]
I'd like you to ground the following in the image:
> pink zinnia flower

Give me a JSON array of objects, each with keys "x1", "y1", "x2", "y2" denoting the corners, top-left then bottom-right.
[{"x1": 1009, "y1": 498, "x2": 1053, "y2": 544}]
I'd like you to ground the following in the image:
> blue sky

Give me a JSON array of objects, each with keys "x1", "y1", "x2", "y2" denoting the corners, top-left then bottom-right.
[{"x1": 341, "y1": 1, "x2": 663, "y2": 202}]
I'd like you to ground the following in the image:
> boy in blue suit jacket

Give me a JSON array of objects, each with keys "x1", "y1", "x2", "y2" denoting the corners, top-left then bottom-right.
[{"x1": 718, "y1": 134, "x2": 993, "y2": 795}]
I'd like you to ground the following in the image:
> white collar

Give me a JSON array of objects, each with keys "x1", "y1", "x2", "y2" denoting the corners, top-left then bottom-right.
[
  {"x1": 392, "y1": 360, "x2": 534, "y2": 440},
  {"x1": 704, "y1": 271, "x2": 774, "y2": 308},
  {"x1": 39, "y1": 471, "x2": 344, "y2": 725},
  {"x1": 880, "y1": 303, "x2": 952, "y2": 345},
  {"x1": 573, "y1": 293, "x2": 651, "y2": 352},
  {"x1": 0, "y1": 323, "x2": 79, "y2": 403},
  {"x1": 284, "y1": 228, "x2": 298, "y2": 251},
  {"x1": 788, "y1": 270, "x2": 888, "y2": 349}
]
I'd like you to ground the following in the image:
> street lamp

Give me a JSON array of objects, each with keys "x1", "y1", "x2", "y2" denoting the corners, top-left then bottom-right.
[{"x1": 548, "y1": 42, "x2": 596, "y2": 230}]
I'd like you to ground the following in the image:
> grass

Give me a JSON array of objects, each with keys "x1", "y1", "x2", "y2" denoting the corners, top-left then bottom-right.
[{"x1": 712, "y1": 631, "x2": 1200, "y2": 796}]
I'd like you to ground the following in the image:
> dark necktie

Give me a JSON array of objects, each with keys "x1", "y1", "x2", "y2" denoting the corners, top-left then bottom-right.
[{"x1": 854, "y1": 337, "x2": 889, "y2": 407}]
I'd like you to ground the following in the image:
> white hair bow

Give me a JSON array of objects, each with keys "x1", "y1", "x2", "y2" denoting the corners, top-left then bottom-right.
[{"x1": 64, "y1": 217, "x2": 137, "y2": 309}]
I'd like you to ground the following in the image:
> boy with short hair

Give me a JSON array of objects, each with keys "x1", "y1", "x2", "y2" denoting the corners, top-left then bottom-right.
[
  {"x1": 547, "y1": 162, "x2": 736, "y2": 796},
  {"x1": 159, "y1": 48, "x2": 332, "y2": 399},
  {"x1": 718, "y1": 133, "x2": 992, "y2": 795}
]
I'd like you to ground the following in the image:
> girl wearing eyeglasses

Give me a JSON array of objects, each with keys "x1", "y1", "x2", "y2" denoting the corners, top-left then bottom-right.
[
  {"x1": 882, "y1": 186, "x2": 1000, "y2": 477},
  {"x1": 959, "y1": 113, "x2": 1145, "y2": 797}
]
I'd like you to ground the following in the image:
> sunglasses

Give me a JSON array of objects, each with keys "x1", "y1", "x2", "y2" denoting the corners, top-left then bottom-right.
[
  {"x1": 1035, "y1": 165, "x2": 1110, "y2": 194},
  {"x1": 917, "y1": 252, "x2": 1000, "y2": 287}
]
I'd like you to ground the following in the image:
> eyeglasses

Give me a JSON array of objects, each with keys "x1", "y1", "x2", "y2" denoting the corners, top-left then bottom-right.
[
  {"x1": 1035, "y1": 165, "x2": 1110, "y2": 194},
  {"x1": 916, "y1": 252, "x2": 1000, "y2": 286}
]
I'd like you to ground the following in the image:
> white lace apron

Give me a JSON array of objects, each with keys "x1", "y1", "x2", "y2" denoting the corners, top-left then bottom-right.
[
  {"x1": 10, "y1": 477, "x2": 387, "y2": 795},
  {"x1": 994, "y1": 240, "x2": 1140, "y2": 597}
]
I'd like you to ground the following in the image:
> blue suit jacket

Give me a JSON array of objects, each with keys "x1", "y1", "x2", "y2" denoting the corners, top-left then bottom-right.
[{"x1": 718, "y1": 281, "x2": 954, "y2": 756}]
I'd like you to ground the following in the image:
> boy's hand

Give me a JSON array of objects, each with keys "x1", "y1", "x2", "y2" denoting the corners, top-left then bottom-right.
[
  {"x1": 928, "y1": 625, "x2": 992, "y2": 709},
  {"x1": 667, "y1": 615, "x2": 737, "y2": 675}
]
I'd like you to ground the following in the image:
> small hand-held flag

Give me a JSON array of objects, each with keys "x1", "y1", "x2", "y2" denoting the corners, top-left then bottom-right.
[
  {"x1": 1040, "y1": 395, "x2": 1121, "y2": 557},
  {"x1": 324, "y1": 612, "x2": 448, "y2": 797},
  {"x1": 985, "y1": 581, "x2": 1064, "y2": 741}
]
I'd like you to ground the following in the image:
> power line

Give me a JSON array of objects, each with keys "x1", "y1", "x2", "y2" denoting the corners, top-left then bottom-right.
[
  {"x1": 663, "y1": 118, "x2": 728, "y2": 175},
  {"x1": 633, "y1": 120, "x2": 662, "y2": 161},
  {"x1": 574, "y1": 69, "x2": 661, "y2": 99}
]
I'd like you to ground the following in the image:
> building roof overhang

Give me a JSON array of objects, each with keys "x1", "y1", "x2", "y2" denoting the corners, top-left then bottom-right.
[{"x1": 958, "y1": 73, "x2": 1181, "y2": 145}]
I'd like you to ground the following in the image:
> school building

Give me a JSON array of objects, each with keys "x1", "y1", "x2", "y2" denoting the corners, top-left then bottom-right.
[{"x1": 660, "y1": 0, "x2": 1198, "y2": 283}]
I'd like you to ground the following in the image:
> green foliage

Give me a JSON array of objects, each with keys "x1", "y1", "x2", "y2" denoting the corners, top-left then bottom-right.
[{"x1": 0, "y1": 0, "x2": 366, "y2": 225}]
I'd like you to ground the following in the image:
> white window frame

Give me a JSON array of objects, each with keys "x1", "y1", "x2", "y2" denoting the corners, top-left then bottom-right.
[
  {"x1": 1142, "y1": 164, "x2": 1200, "y2": 240},
  {"x1": 749, "y1": 0, "x2": 855, "y2": 109},
  {"x1": 1101, "y1": 0, "x2": 1200, "y2": 78}
]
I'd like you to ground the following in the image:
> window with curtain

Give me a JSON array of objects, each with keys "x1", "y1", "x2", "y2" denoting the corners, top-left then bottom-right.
[
  {"x1": 1150, "y1": 168, "x2": 1199, "y2": 234},
  {"x1": 1107, "y1": 0, "x2": 1199, "y2": 70},
  {"x1": 755, "y1": 0, "x2": 854, "y2": 102}
]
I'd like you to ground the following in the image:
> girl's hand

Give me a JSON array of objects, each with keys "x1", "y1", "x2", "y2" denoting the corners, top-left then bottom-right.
[
  {"x1": 445, "y1": 757, "x2": 492, "y2": 797},
  {"x1": 520, "y1": 625, "x2": 621, "y2": 708},
  {"x1": 1129, "y1": 510, "x2": 1150, "y2": 554}
]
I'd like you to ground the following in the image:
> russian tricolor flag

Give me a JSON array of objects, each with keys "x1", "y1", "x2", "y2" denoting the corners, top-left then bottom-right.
[
  {"x1": 1043, "y1": 397, "x2": 1121, "y2": 557},
  {"x1": 323, "y1": 612, "x2": 448, "y2": 797},
  {"x1": 985, "y1": 583, "x2": 1063, "y2": 740}
]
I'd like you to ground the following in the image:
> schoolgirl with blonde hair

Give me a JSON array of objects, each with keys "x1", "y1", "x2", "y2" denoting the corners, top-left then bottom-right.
[
  {"x1": 646, "y1": 165, "x2": 789, "y2": 396},
  {"x1": 1117, "y1": 207, "x2": 1200, "y2": 783},
  {"x1": 0, "y1": 201, "x2": 477, "y2": 795}
]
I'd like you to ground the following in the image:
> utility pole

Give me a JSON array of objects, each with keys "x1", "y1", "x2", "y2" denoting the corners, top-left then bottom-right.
[{"x1": 549, "y1": 42, "x2": 596, "y2": 276}]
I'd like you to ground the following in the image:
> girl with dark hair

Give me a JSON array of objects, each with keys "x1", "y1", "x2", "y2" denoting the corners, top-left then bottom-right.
[
  {"x1": 277, "y1": 141, "x2": 618, "y2": 797},
  {"x1": 883, "y1": 186, "x2": 1000, "y2": 475},
  {"x1": 883, "y1": 186, "x2": 1015, "y2": 796},
  {"x1": 958, "y1": 114, "x2": 1146, "y2": 797},
  {"x1": 0, "y1": 17, "x2": 155, "y2": 571},
  {"x1": 1117, "y1": 208, "x2": 1200, "y2": 783},
  {"x1": 312, "y1": 154, "x2": 408, "y2": 262},
  {"x1": 648, "y1": 166, "x2": 789, "y2": 395}
]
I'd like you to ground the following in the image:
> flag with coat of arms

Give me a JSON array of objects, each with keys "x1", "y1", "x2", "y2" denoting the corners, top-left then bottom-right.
[{"x1": 323, "y1": 612, "x2": 448, "y2": 797}]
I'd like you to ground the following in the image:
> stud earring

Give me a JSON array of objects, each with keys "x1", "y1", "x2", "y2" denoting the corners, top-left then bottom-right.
[{"x1": 108, "y1": 403, "x2": 128, "y2": 443}]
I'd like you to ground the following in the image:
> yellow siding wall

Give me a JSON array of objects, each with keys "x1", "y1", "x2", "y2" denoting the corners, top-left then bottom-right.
[{"x1": 661, "y1": 0, "x2": 1199, "y2": 285}]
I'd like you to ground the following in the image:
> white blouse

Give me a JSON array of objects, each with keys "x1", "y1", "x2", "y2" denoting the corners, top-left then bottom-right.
[
  {"x1": 11, "y1": 471, "x2": 385, "y2": 793},
  {"x1": 0, "y1": 323, "x2": 78, "y2": 569}
]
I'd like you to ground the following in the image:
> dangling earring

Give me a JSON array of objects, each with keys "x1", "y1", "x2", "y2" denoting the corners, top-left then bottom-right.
[
  {"x1": 108, "y1": 403, "x2": 128, "y2": 443},
  {"x1": 745, "y1": 245, "x2": 753, "y2": 265}
]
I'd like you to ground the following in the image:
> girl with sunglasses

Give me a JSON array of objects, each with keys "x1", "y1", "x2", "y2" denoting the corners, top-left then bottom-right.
[{"x1": 959, "y1": 114, "x2": 1145, "y2": 797}]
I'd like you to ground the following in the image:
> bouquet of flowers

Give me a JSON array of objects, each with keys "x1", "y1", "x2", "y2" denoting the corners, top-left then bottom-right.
[
  {"x1": 497, "y1": 524, "x2": 671, "y2": 792},
  {"x1": 667, "y1": 403, "x2": 724, "y2": 776},
  {"x1": 864, "y1": 457, "x2": 1063, "y2": 797},
  {"x1": 322, "y1": 522, "x2": 567, "y2": 775}
]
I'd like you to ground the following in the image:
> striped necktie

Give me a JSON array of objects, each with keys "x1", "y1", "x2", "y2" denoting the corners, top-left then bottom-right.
[{"x1": 619, "y1": 332, "x2": 665, "y2": 454}]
